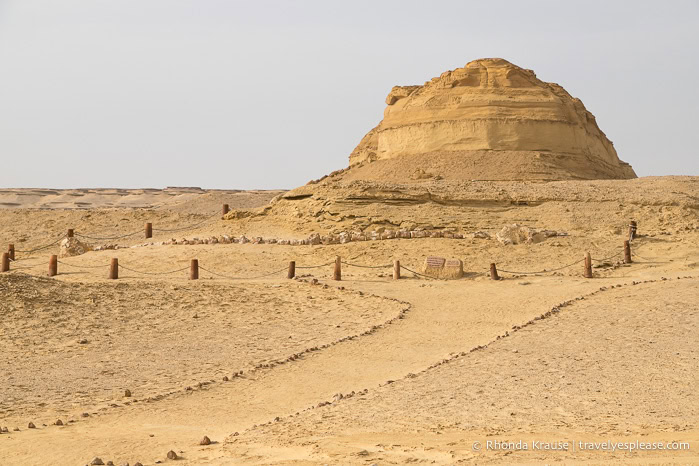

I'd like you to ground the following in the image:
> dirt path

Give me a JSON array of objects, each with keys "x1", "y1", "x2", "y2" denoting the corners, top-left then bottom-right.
[{"x1": 0, "y1": 274, "x2": 630, "y2": 465}]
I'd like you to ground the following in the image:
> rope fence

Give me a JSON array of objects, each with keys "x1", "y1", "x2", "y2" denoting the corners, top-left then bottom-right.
[
  {"x1": 2, "y1": 219, "x2": 695, "y2": 281},
  {"x1": 5, "y1": 207, "x2": 225, "y2": 262}
]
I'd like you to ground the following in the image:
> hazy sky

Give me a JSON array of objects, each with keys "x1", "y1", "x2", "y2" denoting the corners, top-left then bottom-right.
[{"x1": 1, "y1": 0, "x2": 697, "y2": 189}]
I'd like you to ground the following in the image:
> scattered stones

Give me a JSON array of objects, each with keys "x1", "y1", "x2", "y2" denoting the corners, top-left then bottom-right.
[
  {"x1": 101, "y1": 228, "x2": 497, "y2": 251},
  {"x1": 199, "y1": 435, "x2": 211, "y2": 445}
]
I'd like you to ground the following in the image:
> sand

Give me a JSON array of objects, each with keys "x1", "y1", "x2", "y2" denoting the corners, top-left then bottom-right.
[{"x1": 0, "y1": 181, "x2": 698, "y2": 465}]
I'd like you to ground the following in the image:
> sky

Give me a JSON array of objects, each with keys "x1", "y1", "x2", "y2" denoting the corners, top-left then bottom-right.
[{"x1": 0, "y1": 0, "x2": 697, "y2": 189}]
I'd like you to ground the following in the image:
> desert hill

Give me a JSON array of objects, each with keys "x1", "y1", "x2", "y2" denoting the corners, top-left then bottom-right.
[{"x1": 350, "y1": 58, "x2": 636, "y2": 180}]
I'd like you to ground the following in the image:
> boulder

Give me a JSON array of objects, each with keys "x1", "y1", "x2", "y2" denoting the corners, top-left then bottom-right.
[
  {"x1": 307, "y1": 233, "x2": 321, "y2": 245},
  {"x1": 59, "y1": 237, "x2": 92, "y2": 258},
  {"x1": 495, "y1": 224, "x2": 557, "y2": 245}
]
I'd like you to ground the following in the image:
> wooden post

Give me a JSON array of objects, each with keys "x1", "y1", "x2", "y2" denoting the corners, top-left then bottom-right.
[
  {"x1": 490, "y1": 263, "x2": 500, "y2": 280},
  {"x1": 333, "y1": 256, "x2": 341, "y2": 281},
  {"x1": 628, "y1": 221, "x2": 637, "y2": 241},
  {"x1": 287, "y1": 261, "x2": 295, "y2": 279},
  {"x1": 222, "y1": 204, "x2": 229, "y2": 216},
  {"x1": 624, "y1": 240, "x2": 632, "y2": 264},
  {"x1": 145, "y1": 222, "x2": 153, "y2": 239},
  {"x1": 48, "y1": 255, "x2": 58, "y2": 276},
  {"x1": 67, "y1": 229, "x2": 74, "y2": 238},
  {"x1": 109, "y1": 258, "x2": 118, "y2": 279},
  {"x1": 584, "y1": 252, "x2": 593, "y2": 278},
  {"x1": 393, "y1": 260, "x2": 400, "y2": 280},
  {"x1": 8, "y1": 244, "x2": 15, "y2": 261},
  {"x1": 190, "y1": 259, "x2": 199, "y2": 280},
  {"x1": 1, "y1": 253, "x2": 9, "y2": 272}
]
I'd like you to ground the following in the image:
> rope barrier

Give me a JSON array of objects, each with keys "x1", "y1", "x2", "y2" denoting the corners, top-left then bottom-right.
[
  {"x1": 631, "y1": 251, "x2": 671, "y2": 264},
  {"x1": 198, "y1": 265, "x2": 288, "y2": 280},
  {"x1": 296, "y1": 261, "x2": 334, "y2": 270},
  {"x1": 118, "y1": 263, "x2": 190, "y2": 276},
  {"x1": 73, "y1": 210, "x2": 219, "y2": 240},
  {"x1": 56, "y1": 260, "x2": 110, "y2": 269},
  {"x1": 14, "y1": 234, "x2": 65, "y2": 254},
  {"x1": 399, "y1": 264, "x2": 436, "y2": 279},
  {"x1": 591, "y1": 251, "x2": 623, "y2": 263},
  {"x1": 152, "y1": 211, "x2": 220, "y2": 233},
  {"x1": 75, "y1": 230, "x2": 141, "y2": 241},
  {"x1": 497, "y1": 257, "x2": 586, "y2": 275},
  {"x1": 341, "y1": 261, "x2": 393, "y2": 269}
]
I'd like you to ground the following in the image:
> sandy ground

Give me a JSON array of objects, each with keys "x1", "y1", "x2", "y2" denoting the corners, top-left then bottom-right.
[{"x1": 1, "y1": 182, "x2": 698, "y2": 465}]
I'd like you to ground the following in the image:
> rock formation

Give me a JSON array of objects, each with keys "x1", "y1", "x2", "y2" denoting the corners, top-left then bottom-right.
[
  {"x1": 349, "y1": 58, "x2": 636, "y2": 180},
  {"x1": 59, "y1": 237, "x2": 91, "y2": 258}
]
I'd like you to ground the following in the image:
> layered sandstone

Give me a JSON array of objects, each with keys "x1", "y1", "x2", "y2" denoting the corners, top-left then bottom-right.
[{"x1": 349, "y1": 58, "x2": 636, "y2": 180}]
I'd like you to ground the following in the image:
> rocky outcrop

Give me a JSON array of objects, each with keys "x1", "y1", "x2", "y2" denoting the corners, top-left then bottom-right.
[{"x1": 349, "y1": 58, "x2": 636, "y2": 180}]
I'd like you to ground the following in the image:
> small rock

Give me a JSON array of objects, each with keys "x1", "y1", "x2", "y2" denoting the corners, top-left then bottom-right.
[
  {"x1": 13, "y1": 427, "x2": 19, "y2": 431},
  {"x1": 166, "y1": 450, "x2": 178, "y2": 460},
  {"x1": 91, "y1": 458, "x2": 105, "y2": 466},
  {"x1": 82, "y1": 412, "x2": 90, "y2": 417},
  {"x1": 222, "y1": 376, "x2": 229, "y2": 381},
  {"x1": 78, "y1": 339, "x2": 89, "y2": 344},
  {"x1": 199, "y1": 435, "x2": 211, "y2": 445},
  {"x1": 55, "y1": 419, "x2": 63, "y2": 426},
  {"x1": 106, "y1": 462, "x2": 115, "y2": 466},
  {"x1": 28, "y1": 422, "x2": 36, "y2": 429},
  {"x1": 124, "y1": 389, "x2": 132, "y2": 397}
]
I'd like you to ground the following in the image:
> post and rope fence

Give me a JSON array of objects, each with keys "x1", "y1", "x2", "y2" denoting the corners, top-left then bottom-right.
[
  {"x1": 489, "y1": 239, "x2": 635, "y2": 280},
  {"x1": 3, "y1": 205, "x2": 230, "y2": 265},
  {"x1": 48, "y1": 255, "x2": 57, "y2": 277},
  {"x1": 490, "y1": 263, "x2": 500, "y2": 281},
  {"x1": 3, "y1": 218, "x2": 682, "y2": 282},
  {"x1": 584, "y1": 252, "x2": 593, "y2": 279},
  {"x1": 109, "y1": 258, "x2": 119, "y2": 280},
  {"x1": 333, "y1": 256, "x2": 342, "y2": 281},
  {"x1": 190, "y1": 259, "x2": 199, "y2": 280}
]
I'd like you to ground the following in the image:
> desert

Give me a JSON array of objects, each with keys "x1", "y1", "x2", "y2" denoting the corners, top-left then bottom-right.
[{"x1": 1, "y1": 23, "x2": 699, "y2": 465}]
